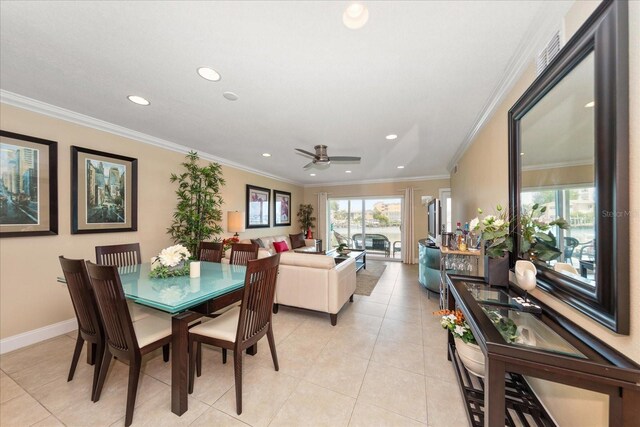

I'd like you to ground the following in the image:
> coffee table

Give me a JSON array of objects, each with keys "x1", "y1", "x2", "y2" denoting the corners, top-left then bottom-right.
[{"x1": 327, "y1": 249, "x2": 366, "y2": 272}]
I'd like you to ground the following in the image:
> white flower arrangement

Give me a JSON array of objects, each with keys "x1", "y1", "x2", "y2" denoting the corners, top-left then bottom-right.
[{"x1": 150, "y1": 244, "x2": 191, "y2": 278}]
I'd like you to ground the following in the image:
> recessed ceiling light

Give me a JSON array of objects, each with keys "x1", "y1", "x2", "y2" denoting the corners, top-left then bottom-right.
[
  {"x1": 309, "y1": 173, "x2": 316, "y2": 177},
  {"x1": 127, "y1": 95, "x2": 150, "y2": 106},
  {"x1": 343, "y1": 3, "x2": 369, "y2": 30},
  {"x1": 584, "y1": 101, "x2": 595, "y2": 108},
  {"x1": 345, "y1": 170, "x2": 352, "y2": 173},
  {"x1": 386, "y1": 134, "x2": 398, "y2": 140},
  {"x1": 262, "y1": 153, "x2": 271, "y2": 157},
  {"x1": 197, "y1": 67, "x2": 221, "y2": 82},
  {"x1": 397, "y1": 165, "x2": 405, "y2": 169},
  {"x1": 520, "y1": 152, "x2": 525, "y2": 156},
  {"x1": 223, "y1": 92, "x2": 239, "y2": 101}
]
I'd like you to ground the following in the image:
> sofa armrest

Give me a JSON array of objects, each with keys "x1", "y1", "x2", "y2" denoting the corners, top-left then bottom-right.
[{"x1": 328, "y1": 258, "x2": 357, "y2": 313}]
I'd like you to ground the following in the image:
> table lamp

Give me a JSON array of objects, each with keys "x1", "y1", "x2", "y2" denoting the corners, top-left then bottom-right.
[{"x1": 227, "y1": 211, "x2": 245, "y2": 237}]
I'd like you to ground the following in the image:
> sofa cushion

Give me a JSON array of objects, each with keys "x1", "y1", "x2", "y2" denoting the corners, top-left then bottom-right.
[
  {"x1": 289, "y1": 233, "x2": 306, "y2": 249},
  {"x1": 273, "y1": 241, "x2": 289, "y2": 253},
  {"x1": 279, "y1": 252, "x2": 335, "y2": 269},
  {"x1": 252, "y1": 238, "x2": 265, "y2": 248}
]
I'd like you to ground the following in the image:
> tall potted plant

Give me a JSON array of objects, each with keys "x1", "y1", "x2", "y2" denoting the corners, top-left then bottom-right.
[
  {"x1": 167, "y1": 151, "x2": 226, "y2": 256},
  {"x1": 297, "y1": 204, "x2": 315, "y2": 239}
]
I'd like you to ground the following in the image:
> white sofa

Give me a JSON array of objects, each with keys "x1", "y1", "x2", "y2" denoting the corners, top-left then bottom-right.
[
  {"x1": 273, "y1": 251, "x2": 356, "y2": 325},
  {"x1": 223, "y1": 234, "x2": 317, "y2": 260}
]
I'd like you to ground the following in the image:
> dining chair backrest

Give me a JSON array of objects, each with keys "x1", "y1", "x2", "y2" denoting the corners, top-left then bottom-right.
[
  {"x1": 95, "y1": 243, "x2": 141, "y2": 267},
  {"x1": 236, "y1": 254, "x2": 280, "y2": 345},
  {"x1": 229, "y1": 242, "x2": 259, "y2": 266},
  {"x1": 198, "y1": 241, "x2": 224, "y2": 263},
  {"x1": 58, "y1": 256, "x2": 103, "y2": 340},
  {"x1": 85, "y1": 261, "x2": 139, "y2": 358}
]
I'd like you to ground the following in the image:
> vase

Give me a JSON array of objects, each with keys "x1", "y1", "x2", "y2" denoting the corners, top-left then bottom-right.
[
  {"x1": 484, "y1": 254, "x2": 509, "y2": 287},
  {"x1": 455, "y1": 337, "x2": 485, "y2": 378},
  {"x1": 306, "y1": 227, "x2": 313, "y2": 239}
]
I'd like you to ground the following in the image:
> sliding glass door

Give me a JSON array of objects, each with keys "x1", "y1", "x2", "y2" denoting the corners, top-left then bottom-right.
[{"x1": 329, "y1": 197, "x2": 403, "y2": 259}]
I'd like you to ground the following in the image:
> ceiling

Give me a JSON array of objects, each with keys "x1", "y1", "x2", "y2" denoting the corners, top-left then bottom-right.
[{"x1": 0, "y1": 1, "x2": 572, "y2": 185}]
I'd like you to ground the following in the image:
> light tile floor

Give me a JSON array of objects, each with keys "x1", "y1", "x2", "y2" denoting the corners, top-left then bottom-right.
[{"x1": 0, "y1": 262, "x2": 468, "y2": 427}]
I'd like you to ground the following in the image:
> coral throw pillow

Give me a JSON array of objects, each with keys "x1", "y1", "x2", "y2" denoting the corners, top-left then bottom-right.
[{"x1": 273, "y1": 241, "x2": 289, "y2": 253}]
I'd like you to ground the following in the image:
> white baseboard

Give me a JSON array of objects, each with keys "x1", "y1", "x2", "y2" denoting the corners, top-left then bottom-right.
[{"x1": 0, "y1": 318, "x2": 78, "y2": 355}]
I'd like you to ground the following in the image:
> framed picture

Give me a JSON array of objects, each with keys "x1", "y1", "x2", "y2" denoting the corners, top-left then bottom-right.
[
  {"x1": 71, "y1": 146, "x2": 137, "y2": 234},
  {"x1": 273, "y1": 190, "x2": 291, "y2": 226},
  {"x1": 0, "y1": 130, "x2": 58, "y2": 237},
  {"x1": 246, "y1": 184, "x2": 270, "y2": 228}
]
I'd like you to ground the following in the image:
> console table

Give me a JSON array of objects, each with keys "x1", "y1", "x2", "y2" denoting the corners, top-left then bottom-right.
[{"x1": 446, "y1": 274, "x2": 640, "y2": 427}]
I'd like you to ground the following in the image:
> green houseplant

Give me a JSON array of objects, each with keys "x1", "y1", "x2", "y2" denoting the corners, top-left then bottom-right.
[
  {"x1": 167, "y1": 151, "x2": 226, "y2": 256},
  {"x1": 471, "y1": 205, "x2": 513, "y2": 286},
  {"x1": 297, "y1": 204, "x2": 315, "y2": 238},
  {"x1": 520, "y1": 203, "x2": 570, "y2": 261}
]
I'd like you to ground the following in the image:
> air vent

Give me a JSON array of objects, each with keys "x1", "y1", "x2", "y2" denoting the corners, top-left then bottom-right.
[{"x1": 536, "y1": 30, "x2": 562, "y2": 76}]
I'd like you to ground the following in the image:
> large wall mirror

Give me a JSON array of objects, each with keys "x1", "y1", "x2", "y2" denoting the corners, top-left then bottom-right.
[{"x1": 508, "y1": 0, "x2": 629, "y2": 334}]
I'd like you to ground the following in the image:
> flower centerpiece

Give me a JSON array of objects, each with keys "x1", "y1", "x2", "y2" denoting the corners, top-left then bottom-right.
[
  {"x1": 150, "y1": 244, "x2": 191, "y2": 278},
  {"x1": 435, "y1": 309, "x2": 476, "y2": 344},
  {"x1": 222, "y1": 236, "x2": 239, "y2": 252},
  {"x1": 434, "y1": 309, "x2": 483, "y2": 377},
  {"x1": 471, "y1": 204, "x2": 513, "y2": 286}
]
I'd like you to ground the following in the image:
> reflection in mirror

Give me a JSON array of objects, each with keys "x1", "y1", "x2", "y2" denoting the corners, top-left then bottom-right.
[{"x1": 519, "y1": 51, "x2": 595, "y2": 287}]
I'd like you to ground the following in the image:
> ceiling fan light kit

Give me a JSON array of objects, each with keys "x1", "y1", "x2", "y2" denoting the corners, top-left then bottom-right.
[{"x1": 295, "y1": 145, "x2": 361, "y2": 170}]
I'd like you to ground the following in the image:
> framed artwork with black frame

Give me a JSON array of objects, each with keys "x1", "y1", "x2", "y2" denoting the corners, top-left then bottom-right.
[
  {"x1": 71, "y1": 146, "x2": 137, "y2": 234},
  {"x1": 273, "y1": 189, "x2": 291, "y2": 227},
  {"x1": 0, "y1": 130, "x2": 58, "y2": 237},
  {"x1": 246, "y1": 184, "x2": 270, "y2": 228}
]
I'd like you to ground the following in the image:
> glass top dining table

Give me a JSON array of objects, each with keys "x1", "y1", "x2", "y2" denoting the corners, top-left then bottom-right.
[{"x1": 118, "y1": 262, "x2": 247, "y2": 314}]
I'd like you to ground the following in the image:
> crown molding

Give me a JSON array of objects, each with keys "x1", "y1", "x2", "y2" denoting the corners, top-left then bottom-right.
[
  {"x1": 304, "y1": 174, "x2": 450, "y2": 188},
  {"x1": 522, "y1": 159, "x2": 593, "y2": 172},
  {"x1": 0, "y1": 90, "x2": 299, "y2": 185},
  {"x1": 447, "y1": 1, "x2": 574, "y2": 172}
]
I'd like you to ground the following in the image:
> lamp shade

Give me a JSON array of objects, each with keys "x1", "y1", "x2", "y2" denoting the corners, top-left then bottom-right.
[{"x1": 227, "y1": 211, "x2": 245, "y2": 234}]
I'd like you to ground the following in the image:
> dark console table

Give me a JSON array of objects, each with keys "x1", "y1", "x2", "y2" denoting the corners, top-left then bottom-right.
[{"x1": 446, "y1": 274, "x2": 640, "y2": 427}]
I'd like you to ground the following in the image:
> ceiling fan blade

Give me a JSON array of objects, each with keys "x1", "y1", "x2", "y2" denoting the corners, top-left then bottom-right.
[
  {"x1": 329, "y1": 156, "x2": 361, "y2": 162},
  {"x1": 295, "y1": 148, "x2": 317, "y2": 158},
  {"x1": 303, "y1": 161, "x2": 315, "y2": 170}
]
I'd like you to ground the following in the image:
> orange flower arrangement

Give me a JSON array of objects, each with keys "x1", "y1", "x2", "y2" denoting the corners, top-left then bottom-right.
[
  {"x1": 222, "y1": 236, "x2": 239, "y2": 251},
  {"x1": 433, "y1": 309, "x2": 476, "y2": 344}
]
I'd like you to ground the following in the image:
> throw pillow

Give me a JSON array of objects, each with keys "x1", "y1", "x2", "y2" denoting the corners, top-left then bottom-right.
[
  {"x1": 273, "y1": 241, "x2": 289, "y2": 253},
  {"x1": 251, "y1": 238, "x2": 265, "y2": 248},
  {"x1": 289, "y1": 233, "x2": 306, "y2": 249}
]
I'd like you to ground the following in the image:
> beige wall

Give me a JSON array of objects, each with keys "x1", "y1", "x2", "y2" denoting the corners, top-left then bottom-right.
[
  {"x1": 0, "y1": 103, "x2": 303, "y2": 339},
  {"x1": 522, "y1": 164, "x2": 593, "y2": 189},
  {"x1": 450, "y1": 1, "x2": 639, "y2": 425},
  {"x1": 303, "y1": 178, "x2": 450, "y2": 256}
]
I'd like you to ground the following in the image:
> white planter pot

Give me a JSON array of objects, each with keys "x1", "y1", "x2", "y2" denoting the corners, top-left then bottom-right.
[{"x1": 455, "y1": 338, "x2": 485, "y2": 378}]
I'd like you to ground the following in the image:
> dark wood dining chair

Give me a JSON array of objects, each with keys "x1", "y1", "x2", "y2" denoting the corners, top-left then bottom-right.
[
  {"x1": 198, "y1": 241, "x2": 224, "y2": 263},
  {"x1": 95, "y1": 243, "x2": 141, "y2": 267},
  {"x1": 95, "y1": 242, "x2": 153, "y2": 322},
  {"x1": 188, "y1": 254, "x2": 281, "y2": 415},
  {"x1": 85, "y1": 261, "x2": 172, "y2": 427},
  {"x1": 58, "y1": 256, "x2": 104, "y2": 402},
  {"x1": 229, "y1": 242, "x2": 259, "y2": 266}
]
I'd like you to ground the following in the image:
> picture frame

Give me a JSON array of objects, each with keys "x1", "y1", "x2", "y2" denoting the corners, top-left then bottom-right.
[
  {"x1": 246, "y1": 184, "x2": 270, "y2": 228},
  {"x1": 0, "y1": 130, "x2": 58, "y2": 237},
  {"x1": 71, "y1": 146, "x2": 137, "y2": 234},
  {"x1": 273, "y1": 189, "x2": 291, "y2": 226}
]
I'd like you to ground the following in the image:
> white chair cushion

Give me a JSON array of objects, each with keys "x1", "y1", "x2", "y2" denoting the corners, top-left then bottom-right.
[
  {"x1": 189, "y1": 306, "x2": 240, "y2": 343},
  {"x1": 127, "y1": 301, "x2": 157, "y2": 322},
  {"x1": 133, "y1": 314, "x2": 172, "y2": 348}
]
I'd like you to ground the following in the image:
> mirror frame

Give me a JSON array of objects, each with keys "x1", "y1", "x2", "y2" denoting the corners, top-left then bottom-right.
[{"x1": 508, "y1": 0, "x2": 629, "y2": 334}]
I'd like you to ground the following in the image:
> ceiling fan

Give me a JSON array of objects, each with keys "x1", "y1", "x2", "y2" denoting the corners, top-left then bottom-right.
[{"x1": 295, "y1": 145, "x2": 361, "y2": 169}]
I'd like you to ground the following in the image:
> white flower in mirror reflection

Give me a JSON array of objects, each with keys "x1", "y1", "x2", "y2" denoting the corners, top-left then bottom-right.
[{"x1": 454, "y1": 325, "x2": 466, "y2": 336}]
